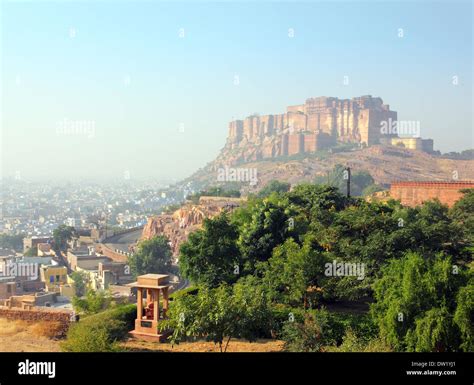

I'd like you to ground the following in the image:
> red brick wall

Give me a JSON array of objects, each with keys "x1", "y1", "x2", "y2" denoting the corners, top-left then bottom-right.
[{"x1": 390, "y1": 181, "x2": 474, "y2": 207}]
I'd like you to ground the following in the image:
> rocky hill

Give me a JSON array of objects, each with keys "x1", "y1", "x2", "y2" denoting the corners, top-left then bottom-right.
[
  {"x1": 183, "y1": 144, "x2": 474, "y2": 194},
  {"x1": 178, "y1": 95, "x2": 472, "y2": 193}
]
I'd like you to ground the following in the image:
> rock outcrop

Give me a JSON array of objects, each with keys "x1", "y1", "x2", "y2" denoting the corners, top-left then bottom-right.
[{"x1": 141, "y1": 196, "x2": 243, "y2": 258}]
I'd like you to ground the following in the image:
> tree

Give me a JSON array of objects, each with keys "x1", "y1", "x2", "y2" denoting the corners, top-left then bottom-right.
[
  {"x1": 72, "y1": 289, "x2": 112, "y2": 315},
  {"x1": 371, "y1": 252, "x2": 472, "y2": 352},
  {"x1": 314, "y1": 165, "x2": 375, "y2": 196},
  {"x1": 230, "y1": 276, "x2": 273, "y2": 342},
  {"x1": 288, "y1": 183, "x2": 348, "y2": 228},
  {"x1": 261, "y1": 237, "x2": 328, "y2": 307},
  {"x1": 179, "y1": 213, "x2": 241, "y2": 287},
  {"x1": 257, "y1": 180, "x2": 291, "y2": 198},
  {"x1": 71, "y1": 271, "x2": 88, "y2": 297},
  {"x1": 24, "y1": 246, "x2": 38, "y2": 257},
  {"x1": 53, "y1": 225, "x2": 76, "y2": 252},
  {"x1": 162, "y1": 278, "x2": 272, "y2": 352},
  {"x1": 453, "y1": 281, "x2": 474, "y2": 352},
  {"x1": 0, "y1": 233, "x2": 24, "y2": 252},
  {"x1": 450, "y1": 189, "x2": 474, "y2": 246},
  {"x1": 361, "y1": 184, "x2": 385, "y2": 197},
  {"x1": 351, "y1": 170, "x2": 375, "y2": 196},
  {"x1": 282, "y1": 308, "x2": 334, "y2": 352},
  {"x1": 128, "y1": 235, "x2": 172, "y2": 277},
  {"x1": 238, "y1": 196, "x2": 291, "y2": 271},
  {"x1": 162, "y1": 285, "x2": 236, "y2": 352}
]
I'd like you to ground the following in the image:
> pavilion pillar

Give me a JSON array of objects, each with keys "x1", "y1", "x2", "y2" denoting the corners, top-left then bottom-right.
[
  {"x1": 137, "y1": 288, "x2": 143, "y2": 319},
  {"x1": 146, "y1": 289, "x2": 152, "y2": 306},
  {"x1": 153, "y1": 289, "x2": 159, "y2": 322},
  {"x1": 163, "y1": 287, "x2": 169, "y2": 317}
]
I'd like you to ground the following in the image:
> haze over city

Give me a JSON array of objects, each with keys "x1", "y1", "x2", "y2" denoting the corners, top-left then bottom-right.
[{"x1": 1, "y1": 0, "x2": 472, "y2": 181}]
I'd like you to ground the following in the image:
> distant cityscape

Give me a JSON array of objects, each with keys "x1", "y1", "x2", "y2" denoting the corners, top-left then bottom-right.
[{"x1": 0, "y1": 179, "x2": 198, "y2": 237}]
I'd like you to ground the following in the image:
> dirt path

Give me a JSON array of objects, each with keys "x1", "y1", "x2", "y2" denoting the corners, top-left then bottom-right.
[{"x1": 123, "y1": 338, "x2": 285, "y2": 352}]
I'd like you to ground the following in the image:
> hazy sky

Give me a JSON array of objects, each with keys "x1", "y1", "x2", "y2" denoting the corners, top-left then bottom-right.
[{"x1": 1, "y1": 0, "x2": 472, "y2": 182}]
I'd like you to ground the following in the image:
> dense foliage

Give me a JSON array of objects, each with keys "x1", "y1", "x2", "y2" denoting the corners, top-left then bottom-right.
[
  {"x1": 174, "y1": 183, "x2": 473, "y2": 352},
  {"x1": 52, "y1": 225, "x2": 76, "y2": 252},
  {"x1": 256, "y1": 180, "x2": 291, "y2": 198},
  {"x1": 0, "y1": 233, "x2": 24, "y2": 251},
  {"x1": 372, "y1": 252, "x2": 473, "y2": 352},
  {"x1": 72, "y1": 290, "x2": 113, "y2": 315},
  {"x1": 314, "y1": 164, "x2": 380, "y2": 197},
  {"x1": 128, "y1": 235, "x2": 172, "y2": 277},
  {"x1": 161, "y1": 276, "x2": 272, "y2": 352},
  {"x1": 61, "y1": 304, "x2": 136, "y2": 352}
]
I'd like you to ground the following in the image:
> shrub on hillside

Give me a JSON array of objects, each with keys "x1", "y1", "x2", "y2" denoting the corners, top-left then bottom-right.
[
  {"x1": 61, "y1": 304, "x2": 136, "y2": 352},
  {"x1": 282, "y1": 309, "x2": 334, "y2": 352},
  {"x1": 325, "y1": 329, "x2": 392, "y2": 352}
]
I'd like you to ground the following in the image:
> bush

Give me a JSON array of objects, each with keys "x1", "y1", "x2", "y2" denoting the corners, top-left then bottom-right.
[
  {"x1": 30, "y1": 321, "x2": 65, "y2": 339},
  {"x1": 169, "y1": 286, "x2": 199, "y2": 300},
  {"x1": 326, "y1": 329, "x2": 392, "y2": 352},
  {"x1": 270, "y1": 304, "x2": 305, "y2": 337},
  {"x1": 72, "y1": 290, "x2": 113, "y2": 315},
  {"x1": 282, "y1": 309, "x2": 334, "y2": 352},
  {"x1": 61, "y1": 304, "x2": 136, "y2": 352},
  {"x1": 280, "y1": 308, "x2": 378, "y2": 351},
  {"x1": 327, "y1": 312, "x2": 378, "y2": 345}
]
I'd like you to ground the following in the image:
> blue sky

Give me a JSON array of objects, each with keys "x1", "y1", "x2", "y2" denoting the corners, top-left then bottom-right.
[{"x1": 1, "y1": 0, "x2": 472, "y2": 181}]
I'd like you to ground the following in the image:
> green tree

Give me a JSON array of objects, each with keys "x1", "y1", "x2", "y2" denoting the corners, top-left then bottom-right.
[
  {"x1": 128, "y1": 235, "x2": 172, "y2": 277},
  {"x1": 261, "y1": 237, "x2": 327, "y2": 306},
  {"x1": 71, "y1": 271, "x2": 88, "y2": 297},
  {"x1": 179, "y1": 213, "x2": 241, "y2": 287},
  {"x1": 53, "y1": 225, "x2": 76, "y2": 252},
  {"x1": 450, "y1": 189, "x2": 474, "y2": 246},
  {"x1": 238, "y1": 195, "x2": 291, "y2": 271},
  {"x1": 282, "y1": 308, "x2": 335, "y2": 352},
  {"x1": 0, "y1": 233, "x2": 24, "y2": 252},
  {"x1": 163, "y1": 285, "x2": 236, "y2": 352},
  {"x1": 371, "y1": 252, "x2": 472, "y2": 352},
  {"x1": 162, "y1": 278, "x2": 272, "y2": 352},
  {"x1": 24, "y1": 246, "x2": 38, "y2": 257},
  {"x1": 257, "y1": 180, "x2": 291, "y2": 198},
  {"x1": 314, "y1": 165, "x2": 375, "y2": 196},
  {"x1": 72, "y1": 289, "x2": 112, "y2": 315},
  {"x1": 361, "y1": 184, "x2": 385, "y2": 197},
  {"x1": 287, "y1": 183, "x2": 348, "y2": 228},
  {"x1": 453, "y1": 281, "x2": 474, "y2": 351}
]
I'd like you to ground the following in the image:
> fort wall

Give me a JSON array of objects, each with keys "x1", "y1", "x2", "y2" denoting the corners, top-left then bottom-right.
[{"x1": 390, "y1": 181, "x2": 474, "y2": 207}]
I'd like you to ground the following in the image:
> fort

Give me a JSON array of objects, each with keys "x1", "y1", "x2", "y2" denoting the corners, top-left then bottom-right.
[{"x1": 223, "y1": 95, "x2": 433, "y2": 164}]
